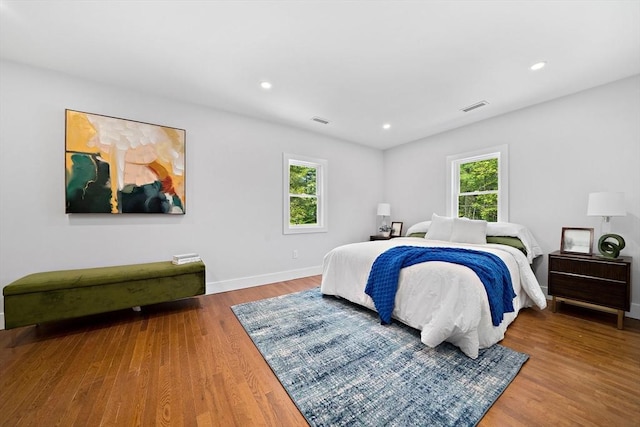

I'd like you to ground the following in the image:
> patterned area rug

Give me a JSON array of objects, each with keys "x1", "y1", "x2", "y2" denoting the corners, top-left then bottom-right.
[{"x1": 232, "y1": 287, "x2": 528, "y2": 427}]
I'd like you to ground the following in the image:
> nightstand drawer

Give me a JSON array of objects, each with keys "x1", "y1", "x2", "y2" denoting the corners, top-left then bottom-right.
[
  {"x1": 549, "y1": 256, "x2": 628, "y2": 282},
  {"x1": 549, "y1": 272, "x2": 628, "y2": 310}
]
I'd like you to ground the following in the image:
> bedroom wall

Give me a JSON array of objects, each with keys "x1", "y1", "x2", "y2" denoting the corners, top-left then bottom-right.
[
  {"x1": 383, "y1": 75, "x2": 640, "y2": 319},
  {"x1": 0, "y1": 60, "x2": 384, "y2": 328}
]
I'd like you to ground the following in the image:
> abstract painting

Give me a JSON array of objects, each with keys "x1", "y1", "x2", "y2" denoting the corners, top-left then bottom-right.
[{"x1": 65, "y1": 110, "x2": 186, "y2": 214}]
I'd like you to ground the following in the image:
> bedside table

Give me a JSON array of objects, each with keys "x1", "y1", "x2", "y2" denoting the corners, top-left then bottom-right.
[
  {"x1": 548, "y1": 250, "x2": 631, "y2": 329},
  {"x1": 370, "y1": 235, "x2": 394, "y2": 241}
]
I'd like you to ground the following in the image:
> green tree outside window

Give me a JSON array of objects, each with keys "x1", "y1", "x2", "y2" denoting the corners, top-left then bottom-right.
[
  {"x1": 289, "y1": 164, "x2": 318, "y2": 225},
  {"x1": 283, "y1": 153, "x2": 327, "y2": 234},
  {"x1": 458, "y1": 158, "x2": 499, "y2": 222}
]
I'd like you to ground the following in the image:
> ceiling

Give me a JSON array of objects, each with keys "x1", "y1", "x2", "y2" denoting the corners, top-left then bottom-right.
[{"x1": 1, "y1": 1, "x2": 639, "y2": 150}]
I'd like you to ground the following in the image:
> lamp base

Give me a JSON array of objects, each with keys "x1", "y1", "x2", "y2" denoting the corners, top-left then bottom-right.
[{"x1": 597, "y1": 234, "x2": 625, "y2": 258}]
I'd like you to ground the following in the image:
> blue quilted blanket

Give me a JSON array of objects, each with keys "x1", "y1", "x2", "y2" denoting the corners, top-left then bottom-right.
[{"x1": 364, "y1": 246, "x2": 515, "y2": 327}]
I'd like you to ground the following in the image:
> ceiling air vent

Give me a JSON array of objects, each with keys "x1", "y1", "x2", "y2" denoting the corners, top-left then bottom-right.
[
  {"x1": 311, "y1": 116, "x2": 330, "y2": 125},
  {"x1": 461, "y1": 101, "x2": 489, "y2": 113}
]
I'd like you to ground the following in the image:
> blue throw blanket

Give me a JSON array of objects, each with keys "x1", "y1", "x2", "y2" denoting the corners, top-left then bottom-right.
[{"x1": 364, "y1": 246, "x2": 516, "y2": 327}]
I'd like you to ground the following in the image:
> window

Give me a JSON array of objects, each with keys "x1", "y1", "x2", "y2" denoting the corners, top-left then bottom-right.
[
  {"x1": 446, "y1": 145, "x2": 508, "y2": 222},
  {"x1": 283, "y1": 153, "x2": 328, "y2": 234}
]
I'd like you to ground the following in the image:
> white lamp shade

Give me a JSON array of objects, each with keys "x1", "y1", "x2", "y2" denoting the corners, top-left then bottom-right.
[
  {"x1": 587, "y1": 192, "x2": 626, "y2": 217},
  {"x1": 377, "y1": 203, "x2": 391, "y2": 216}
]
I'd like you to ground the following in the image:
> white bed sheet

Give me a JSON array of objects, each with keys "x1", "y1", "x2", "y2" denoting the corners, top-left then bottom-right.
[{"x1": 320, "y1": 237, "x2": 547, "y2": 358}]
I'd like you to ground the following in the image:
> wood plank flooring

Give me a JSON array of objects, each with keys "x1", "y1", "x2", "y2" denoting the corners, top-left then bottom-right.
[{"x1": 1, "y1": 275, "x2": 639, "y2": 426}]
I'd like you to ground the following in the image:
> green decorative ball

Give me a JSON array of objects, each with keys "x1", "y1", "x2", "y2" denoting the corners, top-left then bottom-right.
[{"x1": 598, "y1": 234, "x2": 625, "y2": 258}]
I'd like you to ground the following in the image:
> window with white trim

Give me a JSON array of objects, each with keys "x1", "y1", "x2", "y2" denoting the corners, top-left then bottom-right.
[
  {"x1": 283, "y1": 153, "x2": 328, "y2": 234},
  {"x1": 446, "y1": 145, "x2": 508, "y2": 222}
]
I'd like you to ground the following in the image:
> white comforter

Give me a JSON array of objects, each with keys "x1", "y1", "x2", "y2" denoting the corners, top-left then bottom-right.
[{"x1": 320, "y1": 237, "x2": 547, "y2": 358}]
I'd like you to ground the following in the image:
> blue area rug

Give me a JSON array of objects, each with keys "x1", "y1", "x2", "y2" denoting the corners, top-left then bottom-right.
[{"x1": 232, "y1": 287, "x2": 528, "y2": 427}]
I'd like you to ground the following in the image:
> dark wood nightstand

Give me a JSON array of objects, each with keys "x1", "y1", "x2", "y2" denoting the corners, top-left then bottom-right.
[
  {"x1": 548, "y1": 250, "x2": 631, "y2": 329},
  {"x1": 370, "y1": 235, "x2": 394, "y2": 241}
]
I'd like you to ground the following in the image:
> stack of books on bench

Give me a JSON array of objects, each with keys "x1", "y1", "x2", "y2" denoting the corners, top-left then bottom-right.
[{"x1": 172, "y1": 253, "x2": 202, "y2": 265}]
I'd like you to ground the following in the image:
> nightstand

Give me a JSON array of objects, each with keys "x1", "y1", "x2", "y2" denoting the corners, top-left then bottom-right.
[
  {"x1": 370, "y1": 235, "x2": 394, "y2": 241},
  {"x1": 548, "y1": 250, "x2": 631, "y2": 329}
]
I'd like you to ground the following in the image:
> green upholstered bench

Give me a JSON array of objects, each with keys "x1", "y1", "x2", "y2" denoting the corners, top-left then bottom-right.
[{"x1": 2, "y1": 260, "x2": 205, "y2": 330}]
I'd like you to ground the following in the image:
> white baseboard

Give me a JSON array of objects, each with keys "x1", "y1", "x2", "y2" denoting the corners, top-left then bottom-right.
[
  {"x1": 0, "y1": 267, "x2": 322, "y2": 331},
  {"x1": 2, "y1": 275, "x2": 637, "y2": 331},
  {"x1": 628, "y1": 303, "x2": 640, "y2": 320},
  {"x1": 543, "y1": 286, "x2": 640, "y2": 320},
  {"x1": 205, "y1": 265, "x2": 323, "y2": 295}
]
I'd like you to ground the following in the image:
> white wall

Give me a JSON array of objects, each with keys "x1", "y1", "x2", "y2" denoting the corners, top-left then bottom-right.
[
  {"x1": 2, "y1": 59, "x2": 638, "y2": 327},
  {"x1": 0, "y1": 60, "x2": 384, "y2": 323},
  {"x1": 384, "y1": 75, "x2": 640, "y2": 318}
]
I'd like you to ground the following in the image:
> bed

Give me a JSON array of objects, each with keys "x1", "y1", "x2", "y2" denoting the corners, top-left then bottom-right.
[{"x1": 320, "y1": 216, "x2": 547, "y2": 358}]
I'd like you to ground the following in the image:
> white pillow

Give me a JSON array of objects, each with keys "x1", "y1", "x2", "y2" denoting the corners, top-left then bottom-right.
[
  {"x1": 450, "y1": 217, "x2": 487, "y2": 244},
  {"x1": 486, "y1": 222, "x2": 543, "y2": 262},
  {"x1": 425, "y1": 214, "x2": 454, "y2": 241},
  {"x1": 405, "y1": 221, "x2": 431, "y2": 236}
]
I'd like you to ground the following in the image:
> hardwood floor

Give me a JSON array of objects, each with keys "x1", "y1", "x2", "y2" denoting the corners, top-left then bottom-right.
[{"x1": 1, "y1": 275, "x2": 639, "y2": 426}]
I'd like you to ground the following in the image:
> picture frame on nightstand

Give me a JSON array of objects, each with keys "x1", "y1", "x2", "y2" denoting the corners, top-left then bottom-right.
[
  {"x1": 391, "y1": 222, "x2": 403, "y2": 237},
  {"x1": 560, "y1": 227, "x2": 594, "y2": 255}
]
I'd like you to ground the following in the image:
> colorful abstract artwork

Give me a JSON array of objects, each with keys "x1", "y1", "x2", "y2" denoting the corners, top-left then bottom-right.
[{"x1": 65, "y1": 110, "x2": 186, "y2": 214}]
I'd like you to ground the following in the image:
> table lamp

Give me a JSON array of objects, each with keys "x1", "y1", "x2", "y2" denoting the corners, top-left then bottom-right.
[
  {"x1": 377, "y1": 203, "x2": 391, "y2": 235},
  {"x1": 587, "y1": 192, "x2": 626, "y2": 258}
]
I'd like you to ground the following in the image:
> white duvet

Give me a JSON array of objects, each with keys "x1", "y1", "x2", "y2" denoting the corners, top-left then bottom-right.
[{"x1": 320, "y1": 237, "x2": 547, "y2": 358}]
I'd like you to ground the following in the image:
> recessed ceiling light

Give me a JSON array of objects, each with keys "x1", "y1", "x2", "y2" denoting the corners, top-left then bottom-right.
[
  {"x1": 530, "y1": 61, "x2": 546, "y2": 71},
  {"x1": 382, "y1": 123, "x2": 391, "y2": 130},
  {"x1": 260, "y1": 81, "x2": 272, "y2": 89}
]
